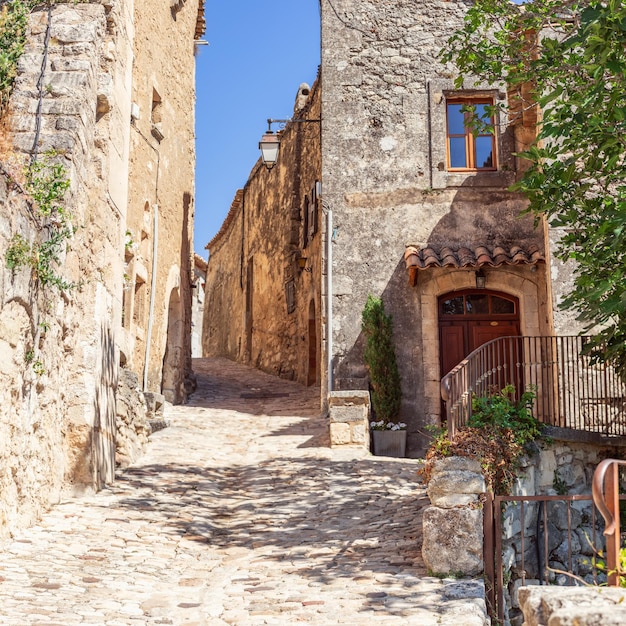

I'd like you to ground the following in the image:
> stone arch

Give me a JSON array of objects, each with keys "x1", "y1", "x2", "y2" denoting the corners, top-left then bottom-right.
[
  {"x1": 417, "y1": 264, "x2": 549, "y2": 422},
  {"x1": 161, "y1": 286, "x2": 184, "y2": 404}
]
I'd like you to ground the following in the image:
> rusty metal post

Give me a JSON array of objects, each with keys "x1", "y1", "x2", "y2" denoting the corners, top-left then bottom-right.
[
  {"x1": 483, "y1": 492, "x2": 496, "y2": 618},
  {"x1": 605, "y1": 463, "x2": 621, "y2": 586}
]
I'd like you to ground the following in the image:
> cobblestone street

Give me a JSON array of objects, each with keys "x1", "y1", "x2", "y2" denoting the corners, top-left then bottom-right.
[{"x1": 0, "y1": 358, "x2": 487, "y2": 625}]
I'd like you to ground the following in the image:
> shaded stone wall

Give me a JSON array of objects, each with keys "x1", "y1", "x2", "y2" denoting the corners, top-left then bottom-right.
[
  {"x1": 204, "y1": 80, "x2": 323, "y2": 387},
  {"x1": 202, "y1": 191, "x2": 245, "y2": 360},
  {"x1": 122, "y1": 0, "x2": 198, "y2": 403},
  {"x1": 320, "y1": 0, "x2": 549, "y2": 455}
]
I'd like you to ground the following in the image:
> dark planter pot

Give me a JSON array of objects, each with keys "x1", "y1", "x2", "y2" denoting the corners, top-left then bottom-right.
[{"x1": 372, "y1": 429, "x2": 407, "y2": 458}]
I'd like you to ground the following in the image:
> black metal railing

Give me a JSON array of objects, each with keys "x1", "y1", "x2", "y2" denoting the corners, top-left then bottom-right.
[{"x1": 441, "y1": 336, "x2": 626, "y2": 438}]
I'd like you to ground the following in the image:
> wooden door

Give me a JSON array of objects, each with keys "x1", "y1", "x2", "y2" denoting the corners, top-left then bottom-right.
[{"x1": 439, "y1": 290, "x2": 520, "y2": 377}]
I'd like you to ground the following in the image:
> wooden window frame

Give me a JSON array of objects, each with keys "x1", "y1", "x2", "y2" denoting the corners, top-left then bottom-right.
[{"x1": 446, "y1": 97, "x2": 497, "y2": 172}]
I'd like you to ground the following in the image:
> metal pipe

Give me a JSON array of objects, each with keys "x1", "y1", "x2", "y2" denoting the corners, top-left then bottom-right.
[
  {"x1": 326, "y1": 203, "x2": 333, "y2": 393},
  {"x1": 143, "y1": 204, "x2": 159, "y2": 391}
]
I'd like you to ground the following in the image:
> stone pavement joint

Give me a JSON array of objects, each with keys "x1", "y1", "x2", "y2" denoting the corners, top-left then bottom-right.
[{"x1": 0, "y1": 357, "x2": 489, "y2": 625}]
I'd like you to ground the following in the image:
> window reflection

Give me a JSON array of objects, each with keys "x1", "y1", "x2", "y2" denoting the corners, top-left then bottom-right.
[
  {"x1": 442, "y1": 297, "x2": 464, "y2": 315},
  {"x1": 440, "y1": 294, "x2": 517, "y2": 316},
  {"x1": 466, "y1": 294, "x2": 489, "y2": 314},
  {"x1": 491, "y1": 296, "x2": 515, "y2": 314}
]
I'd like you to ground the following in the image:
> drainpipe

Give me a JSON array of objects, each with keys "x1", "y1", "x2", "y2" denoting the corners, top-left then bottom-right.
[
  {"x1": 143, "y1": 204, "x2": 159, "y2": 391},
  {"x1": 323, "y1": 200, "x2": 333, "y2": 394}
]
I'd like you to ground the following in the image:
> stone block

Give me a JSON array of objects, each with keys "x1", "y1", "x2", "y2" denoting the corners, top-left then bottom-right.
[
  {"x1": 422, "y1": 506, "x2": 483, "y2": 576},
  {"x1": 329, "y1": 404, "x2": 367, "y2": 423},
  {"x1": 427, "y1": 469, "x2": 485, "y2": 499},
  {"x1": 51, "y1": 58, "x2": 92, "y2": 72},
  {"x1": 351, "y1": 423, "x2": 368, "y2": 446},
  {"x1": 328, "y1": 389, "x2": 370, "y2": 407},
  {"x1": 330, "y1": 422, "x2": 350, "y2": 446},
  {"x1": 431, "y1": 456, "x2": 483, "y2": 475},
  {"x1": 518, "y1": 586, "x2": 626, "y2": 626}
]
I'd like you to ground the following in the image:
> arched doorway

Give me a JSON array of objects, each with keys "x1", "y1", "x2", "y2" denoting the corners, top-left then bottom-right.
[
  {"x1": 162, "y1": 288, "x2": 183, "y2": 403},
  {"x1": 307, "y1": 300, "x2": 317, "y2": 386},
  {"x1": 438, "y1": 290, "x2": 520, "y2": 377}
]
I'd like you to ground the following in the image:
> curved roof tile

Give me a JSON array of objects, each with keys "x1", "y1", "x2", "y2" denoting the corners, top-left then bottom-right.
[{"x1": 404, "y1": 243, "x2": 545, "y2": 284}]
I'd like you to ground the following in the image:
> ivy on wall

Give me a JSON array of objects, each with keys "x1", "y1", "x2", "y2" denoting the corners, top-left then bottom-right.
[{"x1": 0, "y1": 0, "x2": 35, "y2": 116}]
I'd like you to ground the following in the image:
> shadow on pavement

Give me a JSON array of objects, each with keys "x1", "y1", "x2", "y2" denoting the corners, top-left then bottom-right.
[{"x1": 113, "y1": 456, "x2": 429, "y2": 588}]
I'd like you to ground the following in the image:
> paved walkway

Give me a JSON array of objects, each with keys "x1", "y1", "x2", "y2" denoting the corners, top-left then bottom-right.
[{"x1": 0, "y1": 358, "x2": 488, "y2": 625}]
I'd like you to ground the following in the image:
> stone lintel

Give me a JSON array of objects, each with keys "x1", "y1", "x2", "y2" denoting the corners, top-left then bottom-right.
[{"x1": 328, "y1": 389, "x2": 370, "y2": 407}]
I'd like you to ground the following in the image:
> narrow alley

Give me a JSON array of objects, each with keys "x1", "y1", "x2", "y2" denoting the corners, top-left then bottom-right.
[{"x1": 0, "y1": 358, "x2": 487, "y2": 625}]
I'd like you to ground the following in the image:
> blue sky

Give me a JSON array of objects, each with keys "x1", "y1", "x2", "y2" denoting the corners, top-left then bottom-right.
[{"x1": 194, "y1": 1, "x2": 321, "y2": 256}]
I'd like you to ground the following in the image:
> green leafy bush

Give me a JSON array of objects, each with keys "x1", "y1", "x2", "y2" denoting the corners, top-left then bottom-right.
[
  {"x1": 422, "y1": 385, "x2": 545, "y2": 494},
  {"x1": 469, "y1": 384, "x2": 542, "y2": 445}
]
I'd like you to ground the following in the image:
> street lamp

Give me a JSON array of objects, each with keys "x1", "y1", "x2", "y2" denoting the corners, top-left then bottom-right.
[
  {"x1": 259, "y1": 117, "x2": 321, "y2": 170},
  {"x1": 259, "y1": 129, "x2": 281, "y2": 170}
]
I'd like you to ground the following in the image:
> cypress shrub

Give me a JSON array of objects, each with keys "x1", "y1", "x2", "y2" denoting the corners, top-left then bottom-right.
[{"x1": 361, "y1": 295, "x2": 402, "y2": 424}]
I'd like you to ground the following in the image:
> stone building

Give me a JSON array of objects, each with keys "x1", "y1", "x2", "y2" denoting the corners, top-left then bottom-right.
[
  {"x1": 0, "y1": 0, "x2": 204, "y2": 537},
  {"x1": 203, "y1": 80, "x2": 323, "y2": 387},
  {"x1": 203, "y1": 0, "x2": 572, "y2": 457},
  {"x1": 191, "y1": 253, "x2": 207, "y2": 357}
]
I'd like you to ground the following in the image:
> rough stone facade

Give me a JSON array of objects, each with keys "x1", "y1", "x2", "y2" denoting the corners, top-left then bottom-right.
[
  {"x1": 0, "y1": 0, "x2": 203, "y2": 538},
  {"x1": 203, "y1": 80, "x2": 323, "y2": 388},
  {"x1": 319, "y1": 0, "x2": 551, "y2": 456}
]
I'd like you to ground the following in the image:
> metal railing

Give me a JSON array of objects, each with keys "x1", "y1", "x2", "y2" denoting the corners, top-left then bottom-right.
[
  {"x1": 484, "y1": 460, "x2": 626, "y2": 623},
  {"x1": 441, "y1": 335, "x2": 626, "y2": 438},
  {"x1": 485, "y1": 492, "x2": 599, "y2": 623}
]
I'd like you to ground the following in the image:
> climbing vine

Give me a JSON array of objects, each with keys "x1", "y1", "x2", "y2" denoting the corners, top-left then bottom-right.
[{"x1": 5, "y1": 150, "x2": 75, "y2": 290}]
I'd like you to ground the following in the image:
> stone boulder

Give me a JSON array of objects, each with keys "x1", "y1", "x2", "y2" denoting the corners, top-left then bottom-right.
[
  {"x1": 518, "y1": 585, "x2": 626, "y2": 626},
  {"x1": 422, "y1": 506, "x2": 484, "y2": 576}
]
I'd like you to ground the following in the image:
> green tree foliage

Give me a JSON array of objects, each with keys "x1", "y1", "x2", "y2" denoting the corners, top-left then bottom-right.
[
  {"x1": 361, "y1": 295, "x2": 402, "y2": 424},
  {"x1": 441, "y1": 0, "x2": 626, "y2": 377}
]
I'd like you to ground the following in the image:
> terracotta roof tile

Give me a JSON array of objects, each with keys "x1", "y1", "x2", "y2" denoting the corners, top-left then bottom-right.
[{"x1": 404, "y1": 243, "x2": 544, "y2": 284}]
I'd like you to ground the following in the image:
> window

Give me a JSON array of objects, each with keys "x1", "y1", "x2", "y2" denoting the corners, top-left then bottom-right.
[
  {"x1": 285, "y1": 280, "x2": 296, "y2": 314},
  {"x1": 440, "y1": 293, "x2": 516, "y2": 317},
  {"x1": 446, "y1": 99, "x2": 496, "y2": 171},
  {"x1": 303, "y1": 181, "x2": 319, "y2": 249}
]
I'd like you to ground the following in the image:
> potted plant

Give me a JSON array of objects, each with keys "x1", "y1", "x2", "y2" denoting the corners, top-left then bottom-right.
[{"x1": 361, "y1": 294, "x2": 406, "y2": 457}]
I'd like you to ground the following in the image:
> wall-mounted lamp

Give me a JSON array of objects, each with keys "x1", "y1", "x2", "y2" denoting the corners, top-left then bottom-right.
[
  {"x1": 297, "y1": 255, "x2": 312, "y2": 273},
  {"x1": 259, "y1": 117, "x2": 321, "y2": 170},
  {"x1": 475, "y1": 269, "x2": 486, "y2": 289}
]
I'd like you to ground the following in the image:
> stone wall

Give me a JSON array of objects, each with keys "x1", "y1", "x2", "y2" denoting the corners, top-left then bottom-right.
[
  {"x1": 320, "y1": 0, "x2": 550, "y2": 456},
  {"x1": 0, "y1": 1, "x2": 130, "y2": 537},
  {"x1": 204, "y1": 80, "x2": 323, "y2": 387},
  {"x1": 422, "y1": 457, "x2": 486, "y2": 576},
  {"x1": 500, "y1": 437, "x2": 626, "y2": 624},
  {"x1": 121, "y1": 0, "x2": 198, "y2": 404},
  {"x1": 518, "y1": 586, "x2": 626, "y2": 626},
  {"x1": 422, "y1": 441, "x2": 626, "y2": 626},
  {"x1": 0, "y1": 0, "x2": 200, "y2": 538}
]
